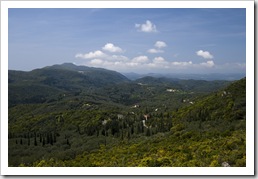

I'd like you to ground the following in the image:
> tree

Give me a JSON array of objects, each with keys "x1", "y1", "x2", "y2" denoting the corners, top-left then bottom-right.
[
  {"x1": 131, "y1": 126, "x2": 134, "y2": 135},
  {"x1": 50, "y1": 133, "x2": 53, "y2": 145},
  {"x1": 127, "y1": 129, "x2": 131, "y2": 140},
  {"x1": 121, "y1": 129, "x2": 124, "y2": 141},
  {"x1": 67, "y1": 139, "x2": 70, "y2": 146},
  {"x1": 146, "y1": 128, "x2": 151, "y2": 136},
  {"x1": 42, "y1": 137, "x2": 45, "y2": 146},
  {"x1": 34, "y1": 136, "x2": 37, "y2": 146},
  {"x1": 47, "y1": 133, "x2": 50, "y2": 144},
  {"x1": 53, "y1": 133, "x2": 57, "y2": 143}
]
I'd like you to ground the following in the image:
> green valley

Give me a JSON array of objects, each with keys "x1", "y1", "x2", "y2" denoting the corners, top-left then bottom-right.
[{"x1": 8, "y1": 63, "x2": 246, "y2": 167}]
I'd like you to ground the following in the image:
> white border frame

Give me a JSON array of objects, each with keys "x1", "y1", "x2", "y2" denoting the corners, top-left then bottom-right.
[{"x1": 1, "y1": 0, "x2": 254, "y2": 176}]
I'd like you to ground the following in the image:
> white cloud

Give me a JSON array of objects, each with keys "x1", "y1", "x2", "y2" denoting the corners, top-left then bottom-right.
[
  {"x1": 147, "y1": 48, "x2": 164, "y2": 54},
  {"x1": 135, "y1": 20, "x2": 157, "y2": 33},
  {"x1": 196, "y1": 50, "x2": 214, "y2": 59},
  {"x1": 126, "y1": 62, "x2": 140, "y2": 67},
  {"x1": 75, "y1": 50, "x2": 107, "y2": 59},
  {"x1": 102, "y1": 43, "x2": 123, "y2": 53},
  {"x1": 153, "y1": 57, "x2": 166, "y2": 64},
  {"x1": 154, "y1": 41, "x2": 167, "y2": 49},
  {"x1": 200, "y1": 60, "x2": 215, "y2": 67},
  {"x1": 75, "y1": 46, "x2": 219, "y2": 73},
  {"x1": 75, "y1": 54, "x2": 84, "y2": 58},
  {"x1": 147, "y1": 41, "x2": 166, "y2": 53},
  {"x1": 109, "y1": 55, "x2": 128, "y2": 61},
  {"x1": 171, "y1": 61, "x2": 193, "y2": 66},
  {"x1": 132, "y1": 56, "x2": 149, "y2": 63},
  {"x1": 90, "y1": 59, "x2": 103, "y2": 65},
  {"x1": 148, "y1": 57, "x2": 169, "y2": 68}
]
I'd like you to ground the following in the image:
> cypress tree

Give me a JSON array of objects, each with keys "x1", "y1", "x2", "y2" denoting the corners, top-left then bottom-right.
[
  {"x1": 53, "y1": 133, "x2": 57, "y2": 143},
  {"x1": 42, "y1": 137, "x2": 45, "y2": 146},
  {"x1": 146, "y1": 128, "x2": 151, "y2": 136},
  {"x1": 121, "y1": 129, "x2": 124, "y2": 140},
  {"x1": 50, "y1": 133, "x2": 53, "y2": 145},
  {"x1": 47, "y1": 133, "x2": 50, "y2": 144},
  {"x1": 34, "y1": 136, "x2": 37, "y2": 146},
  {"x1": 131, "y1": 126, "x2": 134, "y2": 135},
  {"x1": 96, "y1": 129, "x2": 99, "y2": 137},
  {"x1": 127, "y1": 129, "x2": 131, "y2": 140},
  {"x1": 66, "y1": 138, "x2": 70, "y2": 146},
  {"x1": 137, "y1": 123, "x2": 141, "y2": 134}
]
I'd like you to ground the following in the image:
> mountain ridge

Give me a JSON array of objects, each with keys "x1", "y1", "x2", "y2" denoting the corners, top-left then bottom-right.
[{"x1": 8, "y1": 63, "x2": 232, "y2": 107}]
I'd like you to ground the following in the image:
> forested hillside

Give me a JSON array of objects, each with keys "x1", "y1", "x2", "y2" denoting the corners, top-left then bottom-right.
[{"x1": 8, "y1": 64, "x2": 245, "y2": 167}]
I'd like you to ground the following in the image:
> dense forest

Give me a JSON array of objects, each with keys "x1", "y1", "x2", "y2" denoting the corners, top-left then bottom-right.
[{"x1": 8, "y1": 63, "x2": 246, "y2": 167}]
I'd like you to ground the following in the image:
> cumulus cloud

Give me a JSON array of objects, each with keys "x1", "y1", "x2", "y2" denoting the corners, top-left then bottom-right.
[
  {"x1": 109, "y1": 55, "x2": 128, "y2": 61},
  {"x1": 200, "y1": 60, "x2": 215, "y2": 67},
  {"x1": 135, "y1": 20, "x2": 157, "y2": 33},
  {"x1": 147, "y1": 48, "x2": 164, "y2": 54},
  {"x1": 154, "y1": 41, "x2": 167, "y2": 49},
  {"x1": 102, "y1": 43, "x2": 123, "y2": 53},
  {"x1": 75, "y1": 45, "x2": 218, "y2": 73},
  {"x1": 147, "y1": 41, "x2": 167, "y2": 53},
  {"x1": 196, "y1": 50, "x2": 214, "y2": 59},
  {"x1": 148, "y1": 57, "x2": 169, "y2": 68},
  {"x1": 90, "y1": 59, "x2": 103, "y2": 65},
  {"x1": 153, "y1": 57, "x2": 166, "y2": 64},
  {"x1": 75, "y1": 50, "x2": 107, "y2": 59},
  {"x1": 171, "y1": 61, "x2": 193, "y2": 66},
  {"x1": 147, "y1": 41, "x2": 166, "y2": 54},
  {"x1": 132, "y1": 56, "x2": 149, "y2": 63}
]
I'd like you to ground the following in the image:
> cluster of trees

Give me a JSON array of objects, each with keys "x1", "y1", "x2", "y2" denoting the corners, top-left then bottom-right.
[
  {"x1": 75, "y1": 111, "x2": 173, "y2": 140},
  {"x1": 8, "y1": 107, "x2": 175, "y2": 166},
  {"x1": 9, "y1": 131, "x2": 60, "y2": 147}
]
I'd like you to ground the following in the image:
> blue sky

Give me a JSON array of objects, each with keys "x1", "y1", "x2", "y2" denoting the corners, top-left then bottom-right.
[{"x1": 8, "y1": 8, "x2": 246, "y2": 74}]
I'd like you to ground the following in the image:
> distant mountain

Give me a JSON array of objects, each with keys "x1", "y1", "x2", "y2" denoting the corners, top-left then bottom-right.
[
  {"x1": 122, "y1": 72, "x2": 163, "y2": 80},
  {"x1": 9, "y1": 63, "x2": 234, "y2": 107},
  {"x1": 135, "y1": 76, "x2": 231, "y2": 93},
  {"x1": 38, "y1": 63, "x2": 130, "y2": 86},
  {"x1": 123, "y1": 72, "x2": 245, "y2": 81},
  {"x1": 135, "y1": 76, "x2": 175, "y2": 85},
  {"x1": 8, "y1": 63, "x2": 129, "y2": 106}
]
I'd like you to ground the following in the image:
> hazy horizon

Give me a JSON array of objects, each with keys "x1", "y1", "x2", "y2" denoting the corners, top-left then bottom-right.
[{"x1": 8, "y1": 62, "x2": 246, "y2": 82}]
